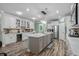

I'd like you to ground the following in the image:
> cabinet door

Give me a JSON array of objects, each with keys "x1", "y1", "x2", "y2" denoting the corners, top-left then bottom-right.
[
  {"x1": 27, "y1": 21, "x2": 30, "y2": 28},
  {"x1": 3, "y1": 34, "x2": 16, "y2": 45},
  {"x1": 45, "y1": 35, "x2": 49, "y2": 46},
  {"x1": 43, "y1": 36, "x2": 47, "y2": 48},
  {"x1": 16, "y1": 19, "x2": 20, "y2": 28},
  {"x1": 22, "y1": 39, "x2": 29, "y2": 49},
  {"x1": 39, "y1": 37, "x2": 43, "y2": 51}
]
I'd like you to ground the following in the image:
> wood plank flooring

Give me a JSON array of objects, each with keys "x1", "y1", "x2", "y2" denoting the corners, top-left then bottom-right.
[
  {"x1": 38, "y1": 39, "x2": 68, "y2": 56},
  {"x1": 0, "y1": 39, "x2": 72, "y2": 56}
]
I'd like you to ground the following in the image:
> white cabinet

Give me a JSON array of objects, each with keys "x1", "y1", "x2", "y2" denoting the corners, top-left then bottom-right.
[
  {"x1": 30, "y1": 21, "x2": 34, "y2": 29},
  {"x1": 22, "y1": 39, "x2": 29, "y2": 49},
  {"x1": 39, "y1": 37, "x2": 43, "y2": 51},
  {"x1": 29, "y1": 33, "x2": 52, "y2": 54},
  {"x1": 16, "y1": 19, "x2": 21, "y2": 28},
  {"x1": 1, "y1": 13, "x2": 34, "y2": 29},
  {"x1": 20, "y1": 19, "x2": 26, "y2": 28},
  {"x1": 22, "y1": 33, "x2": 29, "y2": 40},
  {"x1": 2, "y1": 33, "x2": 16, "y2": 45},
  {"x1": 26, "y1": 20, "x2": 34, "y2": 29}
]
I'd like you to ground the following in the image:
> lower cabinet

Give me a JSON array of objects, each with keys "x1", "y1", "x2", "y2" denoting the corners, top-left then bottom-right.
[
  {"x1": 29, "y1": 34, "x2": 52, "y2": 54},
  {"x1": 22, "y1": 39, "x2": 29, "y2": 49},
  {"x1": 2, "y1": 34, "x2": 16, "y2": 46}
]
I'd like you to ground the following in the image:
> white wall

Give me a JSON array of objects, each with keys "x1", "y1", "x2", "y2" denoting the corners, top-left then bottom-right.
[
  {"x1": 47, "y1": 21, "x2": 59, "y2": 29},
  {"x1": 1, "y1": 13, "x2": 17, "y2": 28}
]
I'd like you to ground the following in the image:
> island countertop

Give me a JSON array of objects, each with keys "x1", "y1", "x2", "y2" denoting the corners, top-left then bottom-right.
[{"x1": 28, "y1": 32, "x2": 53, "y2": 38}]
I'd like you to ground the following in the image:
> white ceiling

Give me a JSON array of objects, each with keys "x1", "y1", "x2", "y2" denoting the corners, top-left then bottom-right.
[{"x1": 0, "y1": 3, "x2": 73, "y2": 21}]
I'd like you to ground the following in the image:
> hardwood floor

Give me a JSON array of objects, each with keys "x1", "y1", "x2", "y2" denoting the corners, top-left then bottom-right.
[
  {"x1": 38, "y1": 39, "x2": 68, "y2": 56},
  {"x1": 0, "y1": 39, "x2": 72, "y2": 56}
]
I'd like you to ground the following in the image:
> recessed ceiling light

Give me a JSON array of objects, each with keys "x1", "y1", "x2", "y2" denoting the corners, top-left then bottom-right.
[
  {"x1": 26, "y1": 8, "x2": 30, "y2": 11},
  {"x1": 32, "y1": 17, "x2": 36, "y2": 20},
  {"x1": 56, "y1": 10, "x2": 59, "y2": 14},
  {"x1": 16, "y1": 11, "x2": 23, "y2": 15}
]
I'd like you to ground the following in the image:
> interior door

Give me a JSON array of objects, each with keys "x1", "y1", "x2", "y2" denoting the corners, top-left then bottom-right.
[{"x1": 59, "y1": 23, "x2": 66, "y2": 40}]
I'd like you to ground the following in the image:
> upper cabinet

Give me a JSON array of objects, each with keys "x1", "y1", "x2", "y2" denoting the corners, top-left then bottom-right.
[
  {"x1": 26, "y1": 21, "x2": 30, "y2": 28},
  {"x1": 20, "y1": 19, "x2": 26, "y2": 28},
  {"x1": 29, "y1": 21, "x2": 34, "y2": 29},
  {"x1": 1, "y1": 13, "x2": 34, "y2": 31},
  {"x1": 26, "y1": 20, "x2": 34, "y2": 29},
  {"x1": 1, "y1": 13, "x2": 26, "y2": 29},
  {"x1": 16, "y1": 19, "x2": 21, "y2": 28}
]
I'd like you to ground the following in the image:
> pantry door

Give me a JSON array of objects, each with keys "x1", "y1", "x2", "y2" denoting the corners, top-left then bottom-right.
[{"x1": 59, "y1": 22, "x2": 66, "y2": 40}]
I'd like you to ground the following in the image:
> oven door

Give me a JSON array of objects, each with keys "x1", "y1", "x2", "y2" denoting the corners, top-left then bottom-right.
[{"x1": 17, "y1": 34, "x2": 22, "y2": 42}]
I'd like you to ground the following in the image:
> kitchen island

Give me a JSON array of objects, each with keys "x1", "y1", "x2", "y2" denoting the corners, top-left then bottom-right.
[{"x1": 29, "y1": 32, "x2": 53, "y2": 54}]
